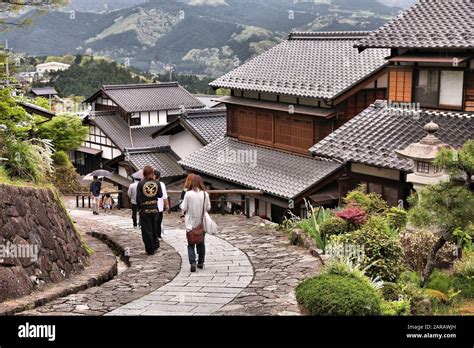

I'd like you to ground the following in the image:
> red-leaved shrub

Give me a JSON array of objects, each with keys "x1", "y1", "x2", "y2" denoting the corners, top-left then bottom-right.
[{"x1": 336, "y1": 206, "x2": 368, "y2": 227}]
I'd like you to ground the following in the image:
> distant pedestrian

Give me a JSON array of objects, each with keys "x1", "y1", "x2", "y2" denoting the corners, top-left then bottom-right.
[
  {"x1": 154, "y1": 170, "x2": 170, "y2": 240},
  {"x1": 102, "y1": 193, "x2": 114, "y2": 211},
  {"x1": 128, "y1": 177, "x2": 141, "y2": 228},
  {"x1": 89, "y1": 176, "x2": 101, "y2": 215},
  {"x1": 180, "y1": 175, "x2": 211, "y2": 272},
  {"x1": 136, "y1": 166, "x2": 163, "y2": 256}
]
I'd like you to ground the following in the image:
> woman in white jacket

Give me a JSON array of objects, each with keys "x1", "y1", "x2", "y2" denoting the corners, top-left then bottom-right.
[{"x1": 180, "y1": 175, "x2": 212, "y2": 272}]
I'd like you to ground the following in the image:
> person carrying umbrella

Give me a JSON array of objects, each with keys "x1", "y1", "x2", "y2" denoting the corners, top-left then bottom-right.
[
  {"x1": 136, "y1": 166, "x2": 163, "y2": 256},
  {"x1": 89, "y1": 176, "x2": 102, "y2": 215}
]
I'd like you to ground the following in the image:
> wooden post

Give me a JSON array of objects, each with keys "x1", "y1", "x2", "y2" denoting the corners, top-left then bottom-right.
[
  {"x1": 88, "y1": 196, "x2": 91, "y2": 208},
  {"x1": 82, "y1": 195, "x2": 85, "y2": 208},
  {"x1": 245, "y1": 197, "x2": 250, "y2": 219},
  {"x1": 76, "y1": 195, "x2": 79, "y2": 208},
  {"x1": 219, "y1": 195, "x2": 226, "y2": 215}
]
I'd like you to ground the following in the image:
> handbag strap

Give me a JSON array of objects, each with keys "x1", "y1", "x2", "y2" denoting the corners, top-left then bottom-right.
[{"x1": 201, "y1": 191, "x2": 206, "y2": 223}]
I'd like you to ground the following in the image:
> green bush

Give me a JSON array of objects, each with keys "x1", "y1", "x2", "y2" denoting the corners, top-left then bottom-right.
[
  {"x1": 425, "y1": 269, "x2": 452, "y2": 294},
  {"x1": 344, "y1": 185, "x2": 388, "y2": 215},
  {"x1": 380, "y1": 299, "x2": 411, "y2": 316},
  {"x1": 402, "y1": 283, "x2": 431, "y2": 315},
  {"x1": 296, "y1": 274, "x2": 381, "y2": 316},
  {"x1": 399, "y1": 271, "x2": 422, "y2": 287},
  {"x1": 339, "y1": 219, "x2": 404, "y2": 282},
  {"x1": 381, "y1": 282, "x2": 403, "y2": 301},
  {"x1": 386, "y1": 207, "x2": 408, "y2": 231},
  {"x1": 4, "y1": 140, "x2": 42, "y2": 182},
  {"x1": 320, "y1": 217, "x2": 349, "y2": 238},
  {"x1": 52, "y1": 150, "x2": 70, "y2": 166},
  {"x1": 452, "y1": 252, "x2": 474, "y2": 298}
]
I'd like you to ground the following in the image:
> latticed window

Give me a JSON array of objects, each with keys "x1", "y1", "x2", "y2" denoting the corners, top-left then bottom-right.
[{"x1": 417, "y1": 161, "x2": 430, "y2": 174}]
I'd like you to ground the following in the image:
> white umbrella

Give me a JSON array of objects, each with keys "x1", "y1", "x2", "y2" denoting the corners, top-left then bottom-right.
[{"x1": 83, "y1": 169, "x2": 113, "y2": 181}]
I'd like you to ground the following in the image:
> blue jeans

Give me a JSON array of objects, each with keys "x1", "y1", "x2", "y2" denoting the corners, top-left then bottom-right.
[{"x1": 188, "y1": 241, "x2": 205, "y2": 265}]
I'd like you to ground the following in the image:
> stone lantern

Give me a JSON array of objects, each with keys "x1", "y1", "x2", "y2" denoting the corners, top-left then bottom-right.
[{"x1": 395, "y1": 121, "x2": 451, "y2": 191}]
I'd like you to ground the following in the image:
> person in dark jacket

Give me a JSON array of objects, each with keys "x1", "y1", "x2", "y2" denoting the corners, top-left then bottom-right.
[
  {"x1": 136, "y1": 166, "x2": 163, "y2": 255},
  {"x1": 89, "y1": 176, "x2": 101, "y2": 215}
]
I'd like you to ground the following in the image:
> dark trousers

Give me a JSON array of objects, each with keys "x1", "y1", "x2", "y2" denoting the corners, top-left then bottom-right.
[
  {"x1": 188, "y1": 240, "x2": 205, "y2": 265},
  {"x1": 132, "y1": 204, "x2": 139, "y2": 227},
  {"x1": 140, "y1": 212, "x2": 159, "y2": 254},
  {"x1": 155, "y1": 211, "x2": 163, "y2": 239}
]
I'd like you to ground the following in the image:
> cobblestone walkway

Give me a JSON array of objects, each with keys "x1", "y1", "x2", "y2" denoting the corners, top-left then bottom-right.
[
  {"x1": 21, "y1": 210, "x2": 181, "y2": 315},
  {"x1": 109, "y1": 227, "x2": 253, "y2": 316},
  {"x1": 23, "y1": 207, "x2": 321, "y2": 316}
]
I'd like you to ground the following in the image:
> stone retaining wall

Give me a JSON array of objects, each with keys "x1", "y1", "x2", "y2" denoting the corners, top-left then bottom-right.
[{"x1": 0, "y1": 184, "x2": 89, "y2": 302}]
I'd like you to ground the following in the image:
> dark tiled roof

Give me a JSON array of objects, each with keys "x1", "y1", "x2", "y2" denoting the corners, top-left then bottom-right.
[
  {"x1": 127, "y1": 148, "x2": 184, "y2": 179},
  {"x1": 210, "y1": 31, "x2": 389, "y2": 100},
  {"x1": 183, "y1": 108, "x2": 227, "y2": 144},
  {"x1": 180, "y1": 137, "x2": 343, "y2": 200},
  {"x1": 90, "y1": 113, "x2": 169, "y2": 151},
  {"x1": 95, "y1": 83, "x2": 205, "y2": 112},
  {"x1": 31, "y1": 87, "x2": 58, "y2": 96},
  {"x1": 20, "y1": 102, "x2": 55, "y2": 119},
  {"x1": 310, "y1": 101, "x2": 474, "y2": 171},
  {"x1": 357, "y1": 0, "x2": 473, "y2": 50}
]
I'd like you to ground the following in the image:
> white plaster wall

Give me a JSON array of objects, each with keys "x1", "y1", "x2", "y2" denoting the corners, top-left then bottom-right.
[{"x1": 169, "y1": 130, "x2": 203, "y2": 160}]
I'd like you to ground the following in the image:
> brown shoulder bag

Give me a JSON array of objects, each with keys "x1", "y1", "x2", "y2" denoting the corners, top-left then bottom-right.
[{"x1": 186, "y1": 192, "x2": 206, "y2": 245}]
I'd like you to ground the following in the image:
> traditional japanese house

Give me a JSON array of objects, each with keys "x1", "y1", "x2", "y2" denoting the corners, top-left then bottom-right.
[
  {"x1": 180, "y1": 31, "x2": 390, "y2": 221},
  {"x1": 152, "y1": 108, "x2": 227, "y2": 160},
  {"x1": 310, "y1": 0, "x2": 473, "y2": 206},
  {"x1": 30, "y1": 86, "x2": 58, "y2": 99},
  {"x1": 73, "y1": 83, "x2": 205, "y2": 189}
]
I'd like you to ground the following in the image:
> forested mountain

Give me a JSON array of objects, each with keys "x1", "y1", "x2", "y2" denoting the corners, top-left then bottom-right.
[{"x1": 2, "y1": 0, "x2": 404, "y2": 77}]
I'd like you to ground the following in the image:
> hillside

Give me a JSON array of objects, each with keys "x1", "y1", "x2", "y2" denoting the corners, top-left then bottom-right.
[
  {"x1": 36, "y1": 59, "x2": 147, "y2": 98},
  {"x1": 2, "y1": 0, "x2": 402, "y2": 77}
]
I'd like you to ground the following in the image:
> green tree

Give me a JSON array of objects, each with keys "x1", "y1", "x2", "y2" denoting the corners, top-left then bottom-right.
[
  {"x1": 435, "y1": 140, "x2": 474, "y2": 187},
  {"x1": 37, "y1": 114, "x2": 88, "y2": 152},
  {"x1": 408, "y1": 183, "x2": 474, "y2": 286},
  {"x1": 0, "y1": 88, "x2": 31, "y2": 138},
  {"x1": 0, "y1": 0, "x2": 68, "y2": 30}
]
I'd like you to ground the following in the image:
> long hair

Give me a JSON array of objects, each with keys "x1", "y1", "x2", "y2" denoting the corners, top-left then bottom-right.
[
  {"x1": 190, "y1": 175, "x2": 206, "y2": 192},
  {"x1": 184, "y1": 173, "x2": 195, "y2": 190},
  {"x1": 143, "y1": 166, "x2": 155, "y2": 180}
]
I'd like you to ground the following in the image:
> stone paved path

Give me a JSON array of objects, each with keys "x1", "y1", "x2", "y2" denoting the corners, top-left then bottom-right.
[
  {"x1": 23, "y1": 206, "x2": 321, "y2": 316},
  {"x1": 21, "y1": 210, "x2": 181, "y2": 315},
  {"x1": 108, "y1": 226, "x2": 253, "y2": 316}
]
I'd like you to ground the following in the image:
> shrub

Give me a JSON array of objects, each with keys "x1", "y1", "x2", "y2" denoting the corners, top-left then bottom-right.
[
  {"x1": 399, "y1": 271, "x2": 421, "y2": 287},
  {"x1": 344, "y1": 185, "x2": 388, "y2": 214},
  {"x1": 4, "y1": 140, "x2": 42, "y2": 182},
  {"x1": 425, "y1": 269, "x2": 452, "y2": 294},
  {"x1": 400, "y1": 230, "x2": 457, "y2": 273},
  {"x1": 381, "y1": 282, "x2": 403, "y2": 301},
  {"x1": 339, "y1": 219, "x2": 404, "y2": 282},
  {"x1": 452, "y1": 252, "x2": 474, "y2": 298},
  {"x1": 402, "y1": 283, "x2": 432, "y2": 315},
  {"x1": 380, "y1": 299, "x2": 411, "y2": 316},
  {"x1": 296, "y1": 274, "x2": 381, "y2": 316},
  {"x1": 52, "y1": 150, "x2": 70, "y2": 166},
  {"x1": 336, "y1": 206, "x2": 368, "y2": 228},
  {"x1": 386, "y1": 207, "x2": 408, "y2": 231},
  {"x1": 320, "y1": 217, "x2": 349, "y2": 238}
]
